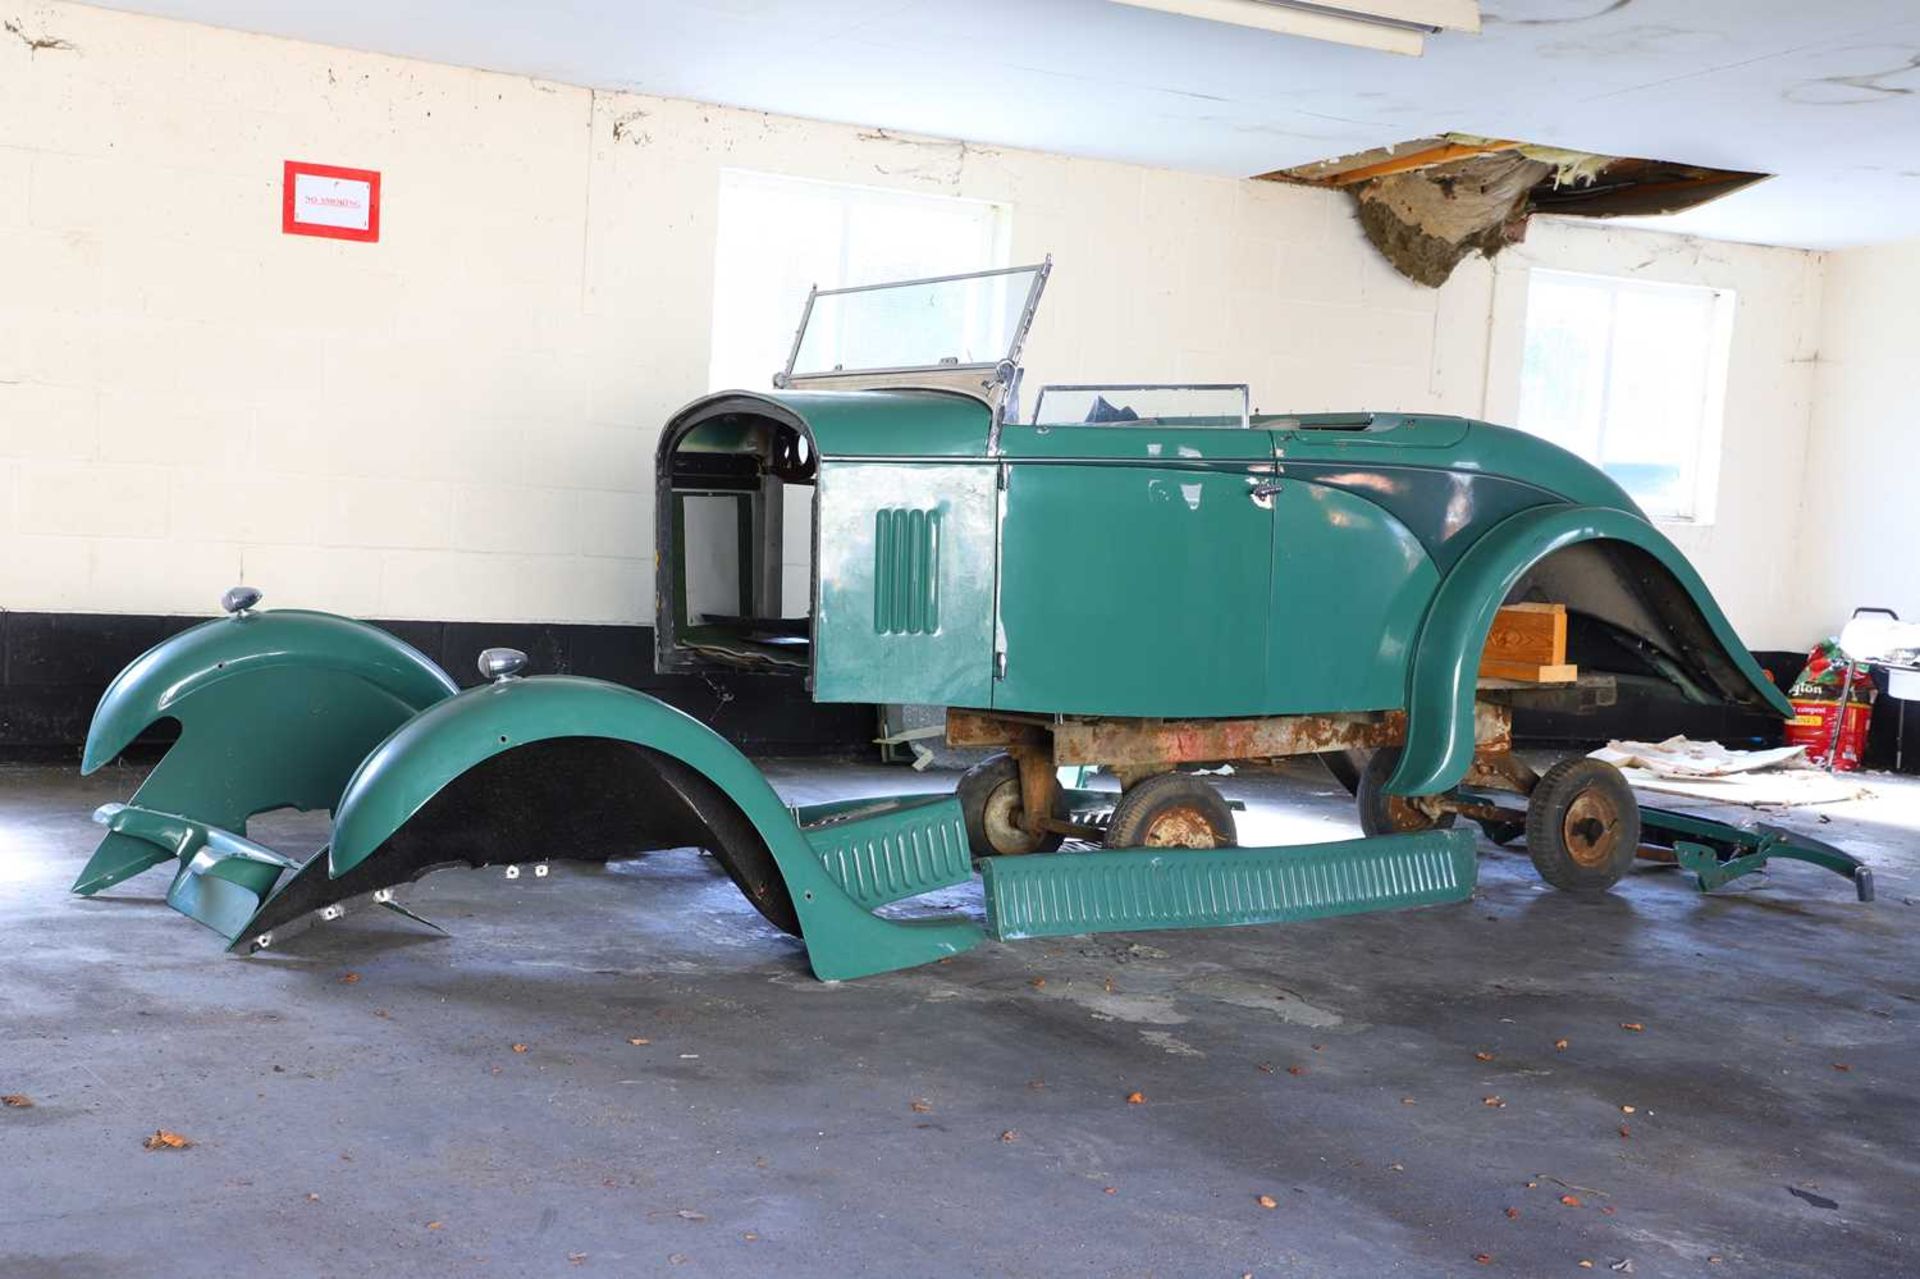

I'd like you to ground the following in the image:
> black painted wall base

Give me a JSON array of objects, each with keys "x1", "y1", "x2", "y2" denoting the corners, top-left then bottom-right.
[
  {"x1": 7, "y1": 612, "x2": 1910, "y2": 776},
  {"x1": 0, "y1": 612, "x2": 875, "y2": 763}
]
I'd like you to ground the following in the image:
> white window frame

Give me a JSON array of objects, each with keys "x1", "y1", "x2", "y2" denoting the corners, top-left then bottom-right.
[{"x1": 1515, "y1": 268, "x2": 1736, "y2": 526}]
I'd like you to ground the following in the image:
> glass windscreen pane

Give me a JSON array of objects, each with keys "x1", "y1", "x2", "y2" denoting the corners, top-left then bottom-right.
[
  {"x1": 790, "y1": 268, "x2": 1038, "y2": 375},
  {"x1": 1032, "y1": 385, "x2": 1249, "y2": 428}
]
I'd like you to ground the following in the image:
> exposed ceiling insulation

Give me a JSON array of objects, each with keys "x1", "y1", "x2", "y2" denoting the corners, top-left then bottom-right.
[
  {"x1": 80, "y1": 0, "x2": 1920, "y2": 249},
  {"x1": 1260, "y1": 135, "x2": 1768, "y2": 285}
]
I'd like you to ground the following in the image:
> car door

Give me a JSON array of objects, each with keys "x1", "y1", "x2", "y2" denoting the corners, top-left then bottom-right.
[{"x1": 992, "y1": 423, "x2": 1275, "y2": 718}]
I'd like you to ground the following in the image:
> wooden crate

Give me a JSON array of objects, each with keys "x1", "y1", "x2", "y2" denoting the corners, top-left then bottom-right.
[{"x1": 1478, "y1": 602, "x2": 1577, "y2": 684}]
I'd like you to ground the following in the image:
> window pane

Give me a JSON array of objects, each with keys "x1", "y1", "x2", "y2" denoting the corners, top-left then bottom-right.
[
  {"x1": 1032, "y1": 385, "x2": 1249, "y2": 428},
  {"x1": 1516, "y1": 270, "x2": 1732, "y2": 522},
  {"x1": 790, "y1": 269, "x2": 1039, "y2": 376},
  {"x1": 709, "y1": 172, "x2": 1008, "y2": 391}
]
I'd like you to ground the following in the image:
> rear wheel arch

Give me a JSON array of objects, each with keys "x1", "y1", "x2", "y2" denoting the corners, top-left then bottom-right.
[{"x1": 1391, "y1": 505, "x2": 1790, "y2": 796}]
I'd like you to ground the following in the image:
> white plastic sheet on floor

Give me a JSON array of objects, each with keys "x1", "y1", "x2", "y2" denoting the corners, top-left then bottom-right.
[{"x1": 1590, "y1": 736, "x2": 1874, "y2": 807}]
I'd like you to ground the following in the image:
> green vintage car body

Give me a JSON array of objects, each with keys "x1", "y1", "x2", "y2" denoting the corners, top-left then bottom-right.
[
  {"x1": 653, "y1": 265, "x2": 1789, "y2": 802},
  {"x1": 73, "y1": 263, "x2": 1868, "y2": 984}
]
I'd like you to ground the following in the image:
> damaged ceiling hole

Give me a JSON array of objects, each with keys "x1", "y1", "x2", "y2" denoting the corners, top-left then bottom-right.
[{"x1": 1258, "y1": 135, "x2": 1768, "y2": 287}]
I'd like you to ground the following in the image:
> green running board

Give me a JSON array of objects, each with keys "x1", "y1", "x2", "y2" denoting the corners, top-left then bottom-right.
[
  {"x1": 980, "y1": 828, "x2": 1476, "y2": 941},
  {"x1": 799, "y1": 794, "x2": 974, "y2": 910}
]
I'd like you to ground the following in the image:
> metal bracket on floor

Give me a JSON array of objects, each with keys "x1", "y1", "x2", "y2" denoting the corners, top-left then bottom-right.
[{"x1": 1642, "y1": 807, "x2": 1874, "y2": 901}]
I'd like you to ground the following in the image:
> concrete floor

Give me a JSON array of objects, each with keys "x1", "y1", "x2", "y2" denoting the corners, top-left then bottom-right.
[{"x1": 2, "y1": 757, "x2": 1916, "y2": 1278}]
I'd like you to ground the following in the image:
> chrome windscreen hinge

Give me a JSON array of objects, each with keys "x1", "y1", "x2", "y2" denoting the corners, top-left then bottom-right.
[{"x1": 993, "y1": 650, "x2": 1007, "y2": 680}]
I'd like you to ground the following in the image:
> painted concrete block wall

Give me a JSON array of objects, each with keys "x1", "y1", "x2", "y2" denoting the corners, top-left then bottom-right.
[
  {"x1": 1, "y1": 1, "x2": 1823, "y2": 649},
  {"x1": 1482, "y1": 222, "x2": 1827, "y2": 651},
  {"x1": 1796, "y1": 238, "x2": 1920, "y2": 638}
]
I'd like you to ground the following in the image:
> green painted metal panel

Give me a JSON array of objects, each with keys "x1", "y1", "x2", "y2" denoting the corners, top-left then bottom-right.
[
  {"x1": 83, "y1": 609, "x2": 457, "y2": 774},
  {"x1": 998, "y1": 421, "x2": 1276, "y2": 462},
  {"x1": 324, "y1": 675, "x2": 982, "y2": 982},
  {"x1": 980, "y1": 828, "x2": 1476, "y2": 940},
  {"x1": 1391, "y1": 503, "x2": 1796, "y2": 796},
  {"x1": 1266, "y1": 481, "x2": 1438, "y2": 713},
  {"x1": 72, "y1": 610, "x2": 456, "y2": 896},
  {"x1": 872, "y1": 507, "x2": 942, "y2": 635},
  {"x1": 726, "y1": 389, "x2": 993, "y2": 459},
  {"x1": 993, "y1": 426, "x2": 1273, "y2": 717},
  {"x1": 91, "y1": 801, "x2": 303, "y2": 940},
  {"x1": 800, "y1": 793, "x2": 973, "y2": 909},
  {"x1": 814, "y1": 462, "x2": 996, "y2": 707}
]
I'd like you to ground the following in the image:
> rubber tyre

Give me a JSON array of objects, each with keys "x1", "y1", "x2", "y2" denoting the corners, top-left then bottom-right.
[
  {"x1": 1476, "y1": 819, "x2": 1527, "y2": 847},
  {"x1": 957, "y1": 752, "x2": 1066, "y2": 858},
  {"x1": 1525, "y1": 757, "x2": 1640, "y2": 893},
  {"x1": 1355, "y1": 747, "x2": 1458, "y2": 838},
  {"x1": 1102, "y1": 773, "x2": 1237, "y2": 849}
]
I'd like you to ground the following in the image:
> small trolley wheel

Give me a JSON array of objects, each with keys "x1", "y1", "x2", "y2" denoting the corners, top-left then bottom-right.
[
  {"x1": 1355, "y1": 747, "x2": 1458, "y2": 837},
  {"x1": 1102, "y1": 773, "x2": 1237, "y2": 849},
  {"x1": 1525, "y1": 757, "x2": 1640, "y2": 893},
  {"x1": 957, "y1": 752, "x2": 1067, "y2": 858},
  {"x1": 1475, "y1": 818, "x2": 1527, "y2": 847}
]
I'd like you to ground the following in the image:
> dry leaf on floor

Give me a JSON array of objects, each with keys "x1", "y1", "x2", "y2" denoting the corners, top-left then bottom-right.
[
  {"x1": 339, "y1": 972, "x2": 361, "y2": 984},
  {"x1": 627, "y1": 1037, "x2": 650, "y2": 1046},
  {"x1": 1580, "y1": 1263, "x2": 1594, "y2": 1270},
  {"x1": 1, "y1": 1094, "x2": 32, "y2": 1108},
  {"x1": 1400, "y1": 1097, "x2": 1416, "y2": 1105},
  {"x1": 999, "y1": 1130, "x2": 1019, "y2": 1143},
  {"x1": 909, "y1": 1099, "x2": 932, "y2": 1113},
  {"x1": 1620, "y1": 1105, "x2": 1636, "y2": 1114},
  {"x1": 1286, "y1": 1066, "x2": 1307, "y2": 1077},
  {"x1": 1103, "y1": 1187, "x2": 1117, "y2": 1195},
  {"x1": 1029, "y1": 977, "x2": 1046, "y2": 989},
  {"x1": 1474, "y1": 1254, "x2": 1493, "y2": 1265},
  {"x1": 426, "y1": 1221, "x2": 443, "y2": 1230},
  {"x1": 142, "y1": 1130, "x2": 192, "y2": 1150},
  {"x1": 1125, "y1": 1091, "x2": 1147, "y2": 1104},
  {"x1": 1554, "y1": 1038, "x2": 1569, "y2": 1051},
  {"x1": 511, "y1": 1044, "x2": 529, "y2": 1054},
  {"x1": 1618, "y1": 1125, "x2": 1631, "y2": 1139},
  {"x1": 1256, "y1": 1194, "x2": 1278, "y2": 1210},
  {"x1": 1832, "y1": 1062, "x2": 1852, "y2": 1072},
  {"x1": 1620, "y1": 1022, "x2": 1644, "y2": 1032},
  {"x1": 1505, "y1": 1207, "x2": 1520, "y2": 1220},
  {"x1": 1474, "y1": 1051, "x2": 1495, "y2": 1062},
  {"x1": 1560, "y1": 1194, "x2": 1582, "y2": 1207},
  {"x1": 1482, "y1": 1096, "x2": 1506, "y2": 1108}
]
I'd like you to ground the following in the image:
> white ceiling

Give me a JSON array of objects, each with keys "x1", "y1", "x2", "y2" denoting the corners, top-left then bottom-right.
[{"x1": 91, "y1": 0, "x2": 1920, "y2": 248}]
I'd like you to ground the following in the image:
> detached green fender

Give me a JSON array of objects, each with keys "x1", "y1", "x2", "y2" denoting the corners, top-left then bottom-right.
[
  {"x1": 1389, "y1": 504, "x2": 1793, "y2": 796},
  {"x1": 74, "y1": 609, "x2": 457, "y2": 895},
  {"x1": 326, "y1": 675, "x2": 982, "y2": 982}
]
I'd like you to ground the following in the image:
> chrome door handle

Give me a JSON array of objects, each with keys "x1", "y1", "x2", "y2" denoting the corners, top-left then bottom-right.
[{"x1": 1247, "y1": 479, "x2": 1283, "y2": 507}]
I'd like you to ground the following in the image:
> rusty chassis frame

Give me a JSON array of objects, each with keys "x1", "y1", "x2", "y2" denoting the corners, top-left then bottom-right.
[{"x1": 947, "y1": 701, "x2": 1533, "y2": 841}]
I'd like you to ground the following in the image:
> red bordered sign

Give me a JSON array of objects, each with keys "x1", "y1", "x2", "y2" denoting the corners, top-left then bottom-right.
[{"x1": 282, "y1": 160, "x2": 381, "y2": 242}]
